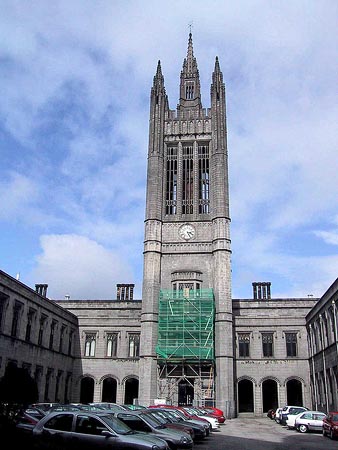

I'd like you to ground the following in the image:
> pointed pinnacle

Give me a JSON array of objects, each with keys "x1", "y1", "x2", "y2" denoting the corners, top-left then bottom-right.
[
  {"x1": 214, "y1": 56, "x2": 220, "y2": 72},
  {"x1": 186, "y1": 32, "x2": 194, "y2": 72},
  {"x1": 156, "y1": 60, "x2": 162, "y2": 77}
]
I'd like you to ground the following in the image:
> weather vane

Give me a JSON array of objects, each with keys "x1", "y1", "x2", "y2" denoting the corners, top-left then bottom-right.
[{"x1": 188, "y1": 21, "x2": 193, "y2": 34}]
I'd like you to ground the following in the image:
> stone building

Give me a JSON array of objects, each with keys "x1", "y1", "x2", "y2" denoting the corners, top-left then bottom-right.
[
  {"x1": 306, "y1": 278, "x2": 338, "y2": 413},
  {"x1": 0, "y1": 34, "x2": 337, "y2": 417},
  {"x1": 0, "y1": 269, "x2": 78, "y2": 403}
]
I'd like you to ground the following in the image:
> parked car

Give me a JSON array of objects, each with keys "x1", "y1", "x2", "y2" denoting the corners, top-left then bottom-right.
[
  {"x1": 89, "y1": 402, "x2": 127, "y2": 411},
  {"x1": 149, "y1": 406, "x2": 211, "y2": 436},
  {"x1": 148, "y1": 405, "x2": 212, "y2": 433},
  {"x1": 280, "y1": 406, "x2": 308, "y2": 425},
  {"x1": 203, "y1": 406, "x2": 224, "y2": 417},
  {"x1": 32, "y1": 410, "x2": 170, "y2": 449},
  {"x1": 285, "y1": 409, "x2": 310, "y2": 429},
  {"x1": 182, "y1": 406, "x2": 220, "y2": 430},
  {"x1": 112, "y1": 410, "x2": 194, "y2": 449},
  {"x1": 149, "y1": 407, "x2": 207, "y2": 440},
  {"x1": 274, "y1": 407, "x2": 283, "y2": 424},
  {"x1": 198, "y1": 407, "x2": 225, "y2": 423},
  {"x1": 322, "y1": 411, "x2": 338, "y2": 439},
  {"x1": 294, "y1": 410, "x2": 327, "y2": 433},
  {"x1": 123, "y1": 404, "x2": 147, "y2": 410},
  {"x1": 142, "y1": 409, "x2": 195, "y2": 440}
]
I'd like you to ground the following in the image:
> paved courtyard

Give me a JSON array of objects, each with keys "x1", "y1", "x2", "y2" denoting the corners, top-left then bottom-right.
[{"x1": 195, "y1": 417, "x2": 337, "y2": 450}]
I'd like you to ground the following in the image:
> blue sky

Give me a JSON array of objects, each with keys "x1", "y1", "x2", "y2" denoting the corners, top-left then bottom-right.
[{"x1": 0, "y1": 0, "x2": 337, "y2": 300}]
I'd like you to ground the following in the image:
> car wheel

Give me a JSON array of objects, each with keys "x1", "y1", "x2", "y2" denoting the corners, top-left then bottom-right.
[
  {"x1": 330, "y1": 429, "x2": 335, "y2": 440},
  {"x1": 298, "y1": 424, "x2": 308, "y2": 433},
  {"x1": 323, "y1": 428, "x2": 326, "y2": 437}
]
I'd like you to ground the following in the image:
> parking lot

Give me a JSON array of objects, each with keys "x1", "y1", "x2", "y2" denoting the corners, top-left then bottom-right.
[{"x1": 195, "y1": 416, "x2": 337, "y2": 450}]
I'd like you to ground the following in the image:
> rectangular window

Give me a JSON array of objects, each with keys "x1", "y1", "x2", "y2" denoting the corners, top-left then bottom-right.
[
  {"x1": 238, "y1": 333, "x2": 250, "y2": 357},
  {"x1": 128, "y1": 334, "x2": 140, "y2": 357},
  {"x1": 285, "y1": 332, "x2": 298, "y2": 357},
  {"x1": 106, "y1": 333, "x2": 118, "y2": 357},
  {"x1": 85, "y1": 333, "x2": 96, "y2": 357},
  {"x1": 198, "y1": 144, "x2": 210, "y2": 214},
  {"x1": 182, "y1": 145, "x2": 193, "y2": 214},
  {"x1": 165, "y1": 146, "x2": 178, "y2": 215},
  {"x1": 262, "y1": 333, "x2": 274, "y2": 357}
]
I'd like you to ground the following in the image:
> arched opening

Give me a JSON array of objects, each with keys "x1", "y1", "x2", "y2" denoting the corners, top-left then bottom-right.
[
  {"x1": 178, "y1": 379, "x2": 194, "y2": 406},
  {"x1": 102, "y1": 377, "x2": 117, "y2": 402},
  {"x1": 262, "y1": 379, "x2": 278, "y2": 412},
  {"x1": 80, "y1": 377, "x2": 94, "y2": 404},
  {"x1": 287, "y1": 379, "x2": 303, "y2": 406},
  {"x1": 124, "y1": 378, "x2": 139, "y2": 405},
  {"x1": 238, "y1": 379, "x2": 254, "y2": 412}
]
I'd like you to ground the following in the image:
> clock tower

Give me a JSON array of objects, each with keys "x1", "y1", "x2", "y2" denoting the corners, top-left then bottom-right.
[{"x1": 139, "y1": 33, "x2": 234, "y2": 416}]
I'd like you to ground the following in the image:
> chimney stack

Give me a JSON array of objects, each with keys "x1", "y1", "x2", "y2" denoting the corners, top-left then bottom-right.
[
  {"x1": 116, "y1": 284, "x2": 135, "y2": 300},
  {"x1": 35, "y1": 284, "x2": 48, "y2": 297},
  {"x1": 252, "y1": 282, "x2": 271, "y2": 300}
]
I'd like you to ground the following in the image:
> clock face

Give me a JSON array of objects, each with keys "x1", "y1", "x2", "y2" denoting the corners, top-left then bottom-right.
[{"x1": 179, "y1": 224, "x2": 195, "y2": 240}]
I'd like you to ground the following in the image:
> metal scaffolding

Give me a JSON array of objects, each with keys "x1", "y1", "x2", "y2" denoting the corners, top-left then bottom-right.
[{"x1": 156, "y1": 288, "x2": 215, "y2": 405}]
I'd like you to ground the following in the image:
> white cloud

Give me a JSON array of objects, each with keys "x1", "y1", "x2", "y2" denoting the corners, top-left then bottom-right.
[
  {"x1": 32, "y1": 234, "x2": 134, "y2": 299},
  {"x1": 0, "y1": 1, "x2": 337, "y2": 299}
]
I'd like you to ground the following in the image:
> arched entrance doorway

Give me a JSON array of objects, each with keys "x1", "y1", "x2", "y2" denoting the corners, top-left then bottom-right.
[
  {"x1": 262, "y1": 379, "x2": 278, "y2": 412},
  {"x1": 287, "y1": 379, "x2": 303, "y2": 406},
  {"x1": 102, "y1": 377, "x2": 117, "y2": 402},
  {"x1": 238, "y1": 379, "x2": 254, "y2": 412},
  {"x1": 80, "y1": 377, "x2": 94, "y2": 403},
  {"x1": 178, "y1": 379, "x2": 194, "y2": 406},
  {"x1": 124, "y1": 378, "x2": 139, "y2": 405}
]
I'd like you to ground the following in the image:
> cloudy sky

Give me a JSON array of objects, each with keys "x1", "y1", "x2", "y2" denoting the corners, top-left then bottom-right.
[{"x1": 0, "y1": 0, "x2": 337, "y2": 300}]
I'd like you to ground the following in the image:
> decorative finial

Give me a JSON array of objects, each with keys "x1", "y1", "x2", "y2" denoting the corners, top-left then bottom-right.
[{"x1": 188, "y1": 21, "x2": 193, "y2": 35}]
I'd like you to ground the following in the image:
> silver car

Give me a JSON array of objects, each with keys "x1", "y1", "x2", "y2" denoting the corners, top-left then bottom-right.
[
  {"x1": 33, "y1": 410, "x2": 170, "y2": 449},
  {"x1": 294, "y1": 410, "x2": 327, "y2": 433}
]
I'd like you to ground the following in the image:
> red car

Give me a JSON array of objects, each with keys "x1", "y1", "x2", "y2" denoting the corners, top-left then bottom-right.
[
  {"x1": 323, "y1": 411, "x2": 338, "y2": 440},
  {"x1": 202, "y1": 406, "x2": 226, "y2": 423}
]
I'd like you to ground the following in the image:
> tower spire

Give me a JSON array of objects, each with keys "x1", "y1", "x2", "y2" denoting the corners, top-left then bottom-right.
[{"x1": 178, "y1": 32, "x2": 202, "y2": 110}]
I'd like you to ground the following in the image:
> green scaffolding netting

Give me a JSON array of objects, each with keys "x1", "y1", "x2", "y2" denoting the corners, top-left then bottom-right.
[{"x1": 156, "y1": 289, "x2": 215, "y2": 361}]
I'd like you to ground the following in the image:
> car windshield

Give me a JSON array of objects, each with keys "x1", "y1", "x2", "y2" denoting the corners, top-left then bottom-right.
[
  {"x1": 141, "y1": 413, "x2": 164, "y2": 428},
  {"x1": 332, "y1": 414, "x2": 338, "y2": 421},
  {"x1": 101, "y1": 414, "x2": 135, "y2": 435}
]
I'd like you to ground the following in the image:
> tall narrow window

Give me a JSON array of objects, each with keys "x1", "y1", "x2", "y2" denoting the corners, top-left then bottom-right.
[
  {"x1": 0, "y1": 294, "x2": 8, "y2": 332},
  {"x1": 59, "y1": 325, "x2": 66, "y2": 353},
  {"x1": 44, "y1": 368, "x2": 53, "y2": 401},
  {"x1": 262, "y1": 333, "x2": 274, "y2": 357},
  {"x1": 38, "y1": 315, "x2": 47, "y2": 346},
  {"x1": 68, "y1": 330, "x2": 74, "y2": 355},
  {"x1": 166, "y1": 146, "x2": 178, "y2": 215},
  {"x1": 182, "y1": 145, "x2": 193, "y2": 214},
  {"x1": 49, "y1": 320, "x2": 57, "y2": 350},
  {"x1": 107, "y1": 333, "x2": 118, "y2": 357},
  {"x1": 11, "y1": 302, "x2": 22, "y2": 337},
  {"x1": 238, "y1": 333, "x2": 250, "y2": 357},
  {"x1": 198, "y1": 144, "x2": 210, "y2": 213},
  {"x1": 285, "y1": 332, "x2": 298, "y2": 357},
  {"x1": 85, "y1": 333, "x2": 96, "y2": 357},
  {"x1": 25, "y1": 308, "x2": 36, "y2": 342},
  {"x1": 128, "y1": 334, "x2": 140, "y2": 357},
  {"x1": 185, "y1": 83, "x2": 194, "y2": 99}
]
